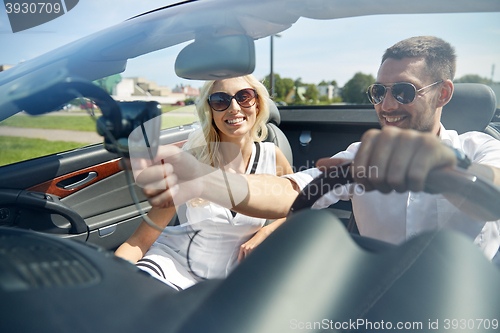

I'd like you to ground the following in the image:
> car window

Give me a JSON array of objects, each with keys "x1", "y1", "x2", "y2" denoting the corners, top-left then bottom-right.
[
  {"x1": 0, "y1": 99, "x2": 97, "y2": 166},
  {"x1": 0, "y1": 74, "x2": 199, "y2": 168}
]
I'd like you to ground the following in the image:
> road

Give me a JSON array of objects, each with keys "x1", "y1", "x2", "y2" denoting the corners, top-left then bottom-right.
[
  {"x1": 0, "y1": 111, "x2": 198, "y2": 144},
  {"x1": 0, "y1": 126, "x2": 102, "y2": 143}
]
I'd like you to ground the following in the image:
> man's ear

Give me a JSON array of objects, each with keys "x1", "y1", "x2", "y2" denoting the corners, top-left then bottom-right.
[{"x1": 436, "y1": 80, "x2": 454, "y2": 108}]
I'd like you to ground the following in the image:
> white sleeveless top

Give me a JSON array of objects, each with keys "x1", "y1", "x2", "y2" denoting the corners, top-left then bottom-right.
[{"x1": 144, "y1": 142, "x2": 276, "y2": 288}]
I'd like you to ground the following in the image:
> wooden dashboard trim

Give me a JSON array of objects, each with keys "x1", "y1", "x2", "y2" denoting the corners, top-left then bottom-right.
[{"x1": 27, "y1": 159, "x2": 122, "y2": 198}]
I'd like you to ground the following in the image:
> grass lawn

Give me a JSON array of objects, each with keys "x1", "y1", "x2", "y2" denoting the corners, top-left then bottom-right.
[
  {"x1": 0, "y1": 115, "x2": 198, "y2": 166},
  {"x1": 0, "y1": 136, "x2": 85, "y2": 167},
  {"x1": 0, "y1": 115, "x2": 97, "y2": 131},
  {"x1": 161, "y1": 105, "x2": 196, "y2": 113},
  {"x1": 1, "y1": 114, "x2": 198, "y2": 131},
  {"x1": 0, "y1": 112, "x2": 198, "y2": 166},
  {"x1": 161, "y1": 116, "x2": 198, "y2": 129}
]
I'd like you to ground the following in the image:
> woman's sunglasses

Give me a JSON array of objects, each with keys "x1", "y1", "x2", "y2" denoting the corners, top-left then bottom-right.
[
  {"x1": 366, "y1": 80, "x2": 443, "y2": 105},
  {"x1": 208, "y1": 88, "x2": 257, "y2": 112}
]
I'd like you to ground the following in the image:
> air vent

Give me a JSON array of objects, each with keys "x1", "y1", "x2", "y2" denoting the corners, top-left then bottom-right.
[{"x1": 0, "y1": 231, "x2": 101, "y2": 291}]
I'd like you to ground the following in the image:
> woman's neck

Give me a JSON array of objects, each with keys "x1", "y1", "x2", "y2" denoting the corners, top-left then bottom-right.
[{"x1": 219, "y1": 134, "x2": 254, "y2": 174}]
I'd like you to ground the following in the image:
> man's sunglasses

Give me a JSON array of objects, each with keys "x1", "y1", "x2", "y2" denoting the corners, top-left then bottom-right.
[
  {"x1": 366, "y1": 80, "x2": 443, "y2": 105},
  {"x1": 208, "y1": 88, "x2": 257, "y2": 112}
]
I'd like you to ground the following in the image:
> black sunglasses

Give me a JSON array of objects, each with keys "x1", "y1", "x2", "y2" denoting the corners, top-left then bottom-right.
[
  {"x1": 208, "y1": 88, "x2": 257, "y2": 112},
  {"x1": 367, "y1": 80, "x2": 443, "y2": 105}
]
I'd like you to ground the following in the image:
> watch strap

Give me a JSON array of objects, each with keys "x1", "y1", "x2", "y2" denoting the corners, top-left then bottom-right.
[{"x1": 451, "y1": 147, "x2": 471, "y2": 170}]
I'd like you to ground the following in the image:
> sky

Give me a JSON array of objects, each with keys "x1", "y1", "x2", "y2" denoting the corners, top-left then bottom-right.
[{"x1": 1, "y1": 1, "x2": 499, "y2": 89}]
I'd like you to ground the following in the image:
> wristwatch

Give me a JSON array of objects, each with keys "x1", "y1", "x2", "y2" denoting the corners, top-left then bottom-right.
[{"x1": 451, "y1": 147, "x2": 472, "y2": 170}]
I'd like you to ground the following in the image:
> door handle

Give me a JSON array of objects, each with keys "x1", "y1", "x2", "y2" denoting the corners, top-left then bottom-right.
[{"x1": 61, "y1": 172, "x2": 98, "y2": 190}]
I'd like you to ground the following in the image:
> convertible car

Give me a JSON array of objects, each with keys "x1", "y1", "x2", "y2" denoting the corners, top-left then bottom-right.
[{"x1": 1, "y1": 0, "x2": 500, "y2": 332}]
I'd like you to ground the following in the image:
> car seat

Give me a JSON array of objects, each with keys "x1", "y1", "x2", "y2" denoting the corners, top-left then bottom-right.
[
  {"x1": 441, "y1": 83, "x2": 499, "y2": 139},
  {"x1": 263, "y1": 101, "x2": 293, "y2": 166}
]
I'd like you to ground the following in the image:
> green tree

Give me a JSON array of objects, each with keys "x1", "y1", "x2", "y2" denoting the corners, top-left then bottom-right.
[
  {"x1": 454, "y1": 74, "x2": 494, "y2": 85},
  {"x1": 263, "y1": 74, "x2": 295, "y2": 101},
  {"x1": 263, "y1": 74, "x2": 282, "y2": 97},
  {"x1": 274, "y1": 75, "x2": 287, "y2": 100},
  {"x1": 282, "y1": 78, "x2": 295, "y2": 97},
  {"x1": 294, "y1": 77, "x2": 304, "y2": 88},
  {"x1": 342, "y1": 72, "x2": 375, "y2": 104},
  {"x1": 262, "y1": 75, "x2": 271, "y2": 92},
  {"x1": 304, "y1": 84, "x2": 319, "y2": 103},
  {"x1": 319, "y1": 80, "x2": 338, "y2": 87}
]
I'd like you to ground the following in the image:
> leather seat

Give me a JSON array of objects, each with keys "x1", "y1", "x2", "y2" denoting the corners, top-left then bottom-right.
[
  {"x1": 441, "y1": 83, "x2": 499, "y2": 139},
  {"x1": 264, "y1": 101, "x2": 293, "y2": 166}
]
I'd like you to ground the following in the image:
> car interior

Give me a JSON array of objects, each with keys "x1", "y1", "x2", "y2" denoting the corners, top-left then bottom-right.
[{"x1": 1, "y1": 0, "x2": 500, "y2": 332}]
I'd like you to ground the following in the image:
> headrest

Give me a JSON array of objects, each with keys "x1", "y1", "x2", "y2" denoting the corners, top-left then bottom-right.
[
  {"x1": 441, "y1": 83, "x2": 497, "y2": 134},
  {"x1": 267, "y1": 99, "x2": 281, "y2": 125}
]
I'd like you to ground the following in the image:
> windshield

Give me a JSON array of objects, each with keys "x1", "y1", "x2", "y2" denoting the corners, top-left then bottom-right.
[
  {"x1": 0, "y1": 1, "x2": 499, "y2": 330},
  {"x1": 1, "y1": 0, "x2": 499, "y2": 166}
]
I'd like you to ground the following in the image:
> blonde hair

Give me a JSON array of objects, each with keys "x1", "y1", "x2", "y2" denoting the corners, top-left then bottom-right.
[{"x1": 183, "y1": 74, "x2": 270, "y2": 168}]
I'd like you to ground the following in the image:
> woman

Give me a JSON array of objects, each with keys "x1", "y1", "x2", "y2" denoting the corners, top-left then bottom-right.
[{"x1": 115, "y1": 75, "x2": 293, "y2": 290}]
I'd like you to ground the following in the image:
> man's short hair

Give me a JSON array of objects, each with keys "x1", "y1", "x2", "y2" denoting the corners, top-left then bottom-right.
[{"x1": 381, "y1": 36, "x2": 456, "y2": 81}]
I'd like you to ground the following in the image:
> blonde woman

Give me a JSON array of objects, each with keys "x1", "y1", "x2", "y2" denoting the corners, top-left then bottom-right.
[{"x1": 115, "y1": 75, "x2": 293, "y2": 290}]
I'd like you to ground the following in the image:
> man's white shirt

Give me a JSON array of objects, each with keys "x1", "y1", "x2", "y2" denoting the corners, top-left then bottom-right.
[{"x1": 284, "y1": 124, "x2": 500, "y2": 261}]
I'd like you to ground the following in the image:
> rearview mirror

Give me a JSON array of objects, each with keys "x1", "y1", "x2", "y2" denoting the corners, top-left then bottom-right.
[{"x1": 175, "y1": 34, "x2": 255, "y2": 80}]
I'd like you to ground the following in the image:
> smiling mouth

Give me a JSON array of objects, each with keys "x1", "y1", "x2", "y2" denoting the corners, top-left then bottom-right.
[
  {"x1": 225, "y1": 117, "x2": 246, "y2": 124},
  {"x1": 383, "y1": 115, "x2": 408, "y2": 125}
]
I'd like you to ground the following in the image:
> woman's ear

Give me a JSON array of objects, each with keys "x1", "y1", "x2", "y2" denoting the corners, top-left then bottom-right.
[{"x1": 436, "y1": 79, "x2": 454, "y2": 108}]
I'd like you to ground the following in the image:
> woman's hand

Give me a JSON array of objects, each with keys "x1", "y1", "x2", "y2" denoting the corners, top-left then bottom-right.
[{"x1": 237, "y1": 218, "x2": 287, "y2": 262}]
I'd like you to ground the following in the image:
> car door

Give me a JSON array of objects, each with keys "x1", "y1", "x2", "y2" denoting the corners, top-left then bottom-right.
[{"x1": 0, "y1": 123, "x2": 197, "y2": 250}]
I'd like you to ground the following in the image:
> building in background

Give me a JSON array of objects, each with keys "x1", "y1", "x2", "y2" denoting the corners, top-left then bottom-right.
[
  {"x1": 112, "y1": 77, "x2": 199, "y2": 104},
  {"x1": 173, "y1": 85, "x2": 200, "y2": 100},
  {"x1": 317, "y1": 84, "x2": 341, "y2": 100}
]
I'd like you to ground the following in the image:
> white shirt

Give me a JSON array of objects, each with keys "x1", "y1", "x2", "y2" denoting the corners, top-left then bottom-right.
[{"x1": 285, "y1": 124, "x2": 500, "y2": 261}]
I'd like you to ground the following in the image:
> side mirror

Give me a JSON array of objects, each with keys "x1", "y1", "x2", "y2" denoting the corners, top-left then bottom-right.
[{"x1": 175, "y1": 34, "x2": 255, "y2": 80}]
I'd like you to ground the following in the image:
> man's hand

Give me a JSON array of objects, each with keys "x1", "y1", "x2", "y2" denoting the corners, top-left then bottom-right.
[
  {"x1": 317, "y1": 127, "x2": 457, "y2": 193},
  {"x1": 132, "y1": 145, "x2": 206, "y2": 208},
  {"x1": 352, "y1": 127, "x2": 457, "y2": 193}
]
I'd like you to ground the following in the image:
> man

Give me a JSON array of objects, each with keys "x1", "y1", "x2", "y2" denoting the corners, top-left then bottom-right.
[{"x1": 137, "y1": 36, "x2": 500, "y2": 262}]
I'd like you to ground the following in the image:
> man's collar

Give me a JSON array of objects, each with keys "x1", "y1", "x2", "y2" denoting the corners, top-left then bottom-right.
[
  {"x1": 438, "y1": 123, "x2": 447, "y2": 140},
  {"x1": 438, "y1": 122, "x2": 460, "y2": 146}
]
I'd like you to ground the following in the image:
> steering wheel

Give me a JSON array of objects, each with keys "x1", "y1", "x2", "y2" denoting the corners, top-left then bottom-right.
[{"x1": 289, "y1": 163, "x2": 500, "y2": 221}]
